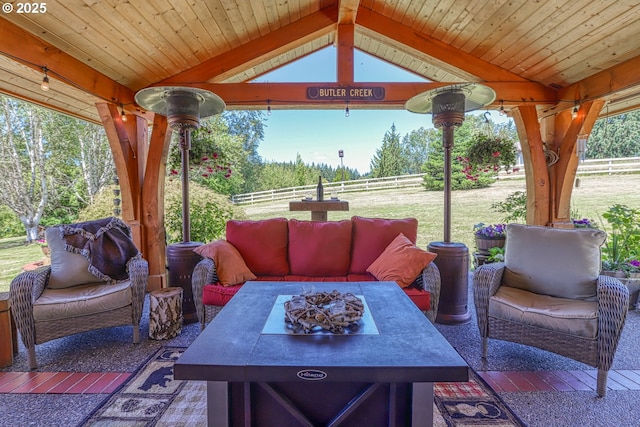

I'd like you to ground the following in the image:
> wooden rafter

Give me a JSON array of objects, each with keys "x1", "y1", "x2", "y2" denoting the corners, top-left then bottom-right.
[
  {"x1": 159, "y1": 7, "x2": 338, "y2": 84},
  {"x1": 355, "y1": 7, "x2": 528, "y2": 83},
  {"x1": 338, "y1": 0, "x2": 360, "y2": 24},
  {"x1": 555, "y1": 55, "x2": 640, "y2": 113},
  {"x1": 0, "y1": 17, "x2": 135, "y2": 106}
]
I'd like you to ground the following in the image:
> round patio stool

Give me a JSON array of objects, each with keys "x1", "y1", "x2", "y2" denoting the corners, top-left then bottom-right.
[{"x1": 149, "y1": 287, "x2": 183, "y2": 340}]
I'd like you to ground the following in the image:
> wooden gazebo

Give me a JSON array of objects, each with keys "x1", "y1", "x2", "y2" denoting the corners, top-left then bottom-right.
[{"x1": 2, "y1": 1, "x2": 640, "y2": 291}]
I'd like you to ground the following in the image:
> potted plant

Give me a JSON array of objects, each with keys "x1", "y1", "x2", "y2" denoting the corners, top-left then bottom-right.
[
  {"x1": 599, "y1": 204, "x2": 640, "y2": 308},
  {"x1": 473, "y1": 223, "x2": 506, "y2": 255},
  {"x1": 459, "y1": 133, "x2": 518, "y2": 181}
]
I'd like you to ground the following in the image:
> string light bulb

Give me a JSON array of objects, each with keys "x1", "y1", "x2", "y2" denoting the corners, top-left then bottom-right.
[
  {"x1": 267, "y1": 99, "x2": 271, "y2": 116},
  {"x1": 572, "y1": 101, "x2": 579, "y2": 119},
  {"x1": 499, "y1": 100, "x2": 505, "y2": 116},
  {"x1": 345, "y1": 102, "x2": 350, "y2": 117},
  {"x1": 120, "y1": 104, "x2": 127, "y2": 122},
  {"x1": 41, "y1": 66, "x2": 50, "y2": 91}
]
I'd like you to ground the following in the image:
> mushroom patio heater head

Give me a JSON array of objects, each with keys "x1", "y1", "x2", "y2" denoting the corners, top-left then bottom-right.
[
  {"x1": 406, "y1": 84, "x2": 495, "y2": 325},
  {"x1": 135, "y1": 86, "x2": 225, "y2": 130}
]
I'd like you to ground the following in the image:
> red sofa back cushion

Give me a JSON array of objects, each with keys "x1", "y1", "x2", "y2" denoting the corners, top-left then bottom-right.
[
  {"x1": 226, "y1": 218, "x2": 289, "y2": 276},
  {"x1": 288, "y1": 219, "x2": 352, "y2": 276},
  {"x1": 349, "y1": 216, "x2": 418, "y2": 274}
]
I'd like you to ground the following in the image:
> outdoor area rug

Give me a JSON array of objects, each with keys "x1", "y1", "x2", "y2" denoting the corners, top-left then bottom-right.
[{"x1": 80, "y1": 346, "x2": 526, "y2": 426}]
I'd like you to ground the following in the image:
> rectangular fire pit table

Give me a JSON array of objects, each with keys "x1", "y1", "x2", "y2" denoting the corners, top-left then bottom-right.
[{"x1": 174, "y1": 281, "x2": 468, "y2": 427}]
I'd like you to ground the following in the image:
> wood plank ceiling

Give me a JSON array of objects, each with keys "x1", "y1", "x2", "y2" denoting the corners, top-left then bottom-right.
[{"x1": 1, "y1": 0, "x2": 640, "y2": 123}]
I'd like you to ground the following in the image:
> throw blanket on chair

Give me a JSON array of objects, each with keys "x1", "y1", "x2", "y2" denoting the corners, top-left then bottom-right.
[{"x1": 60, "y1": 217, "x2": 141, "y2": 283}]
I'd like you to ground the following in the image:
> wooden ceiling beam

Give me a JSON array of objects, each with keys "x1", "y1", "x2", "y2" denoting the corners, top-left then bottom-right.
[
  {"x1": 159, "y1": 7, "x2": 338, "y2": 85},
  {"x1": 557, "y1": 55, "x2": 640, "y2": 112},
  {"x1": 0, "y1": 17, "x2": 135, "y2": 106},
  {"x1": 143, "y1": 81, "x2": 556, "y2": 110},
  {"x1": 337, "y1": 24, "x2": 355, "y2": 83},
  {"x1": 338, "y1": 0, "x2": 360, "y2": 24},
  {"x1": 355, "y1": 7, "x2": 528, "y2": 83}
]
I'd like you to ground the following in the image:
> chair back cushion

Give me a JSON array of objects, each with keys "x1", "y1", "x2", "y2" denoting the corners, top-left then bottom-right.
[
  {"x1": 349, "y1": 216, "x2": 418, "y2": 274},
  {"x1": 46, "y1": 227, "x2": 100, "y2": 289},
  {"x1": 288, "y1": 219, "x2": 352, "y2": 276},
  {"x1": 226, "y1": 218, "x2": 289, "y2": 276},
  {"x1": 503, "y1": 224, "x2": 606, "y2": 300}
]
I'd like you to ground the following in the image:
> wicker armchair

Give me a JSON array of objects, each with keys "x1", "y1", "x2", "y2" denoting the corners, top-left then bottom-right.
[
  {"x1": 10, "y1": 219, "x2": 148, "y2": 369},
  {"x1": 474, "y1": 224, "x2": 628, "y2": 397}
]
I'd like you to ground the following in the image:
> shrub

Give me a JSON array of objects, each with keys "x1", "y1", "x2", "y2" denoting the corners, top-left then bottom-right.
[{"x1": 78, "y1": 181, "x2": 247, "y2": 244}]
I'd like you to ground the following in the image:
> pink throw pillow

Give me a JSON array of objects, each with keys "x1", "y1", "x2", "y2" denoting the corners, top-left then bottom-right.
[
  {"x1": 367, "y1": 233, "x2": 437, "y2": 288},
  {"x1": 193, "y1": 240, "x2": 256, "y2": 286},
  {"x1": 288, "y1": 219, "x2": 352, "y2": 276}
]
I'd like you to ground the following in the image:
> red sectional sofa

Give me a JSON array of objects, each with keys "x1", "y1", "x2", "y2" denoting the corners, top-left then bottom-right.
[{"x1": 191, "y1": 216, "x2": 441, "y2": 329}]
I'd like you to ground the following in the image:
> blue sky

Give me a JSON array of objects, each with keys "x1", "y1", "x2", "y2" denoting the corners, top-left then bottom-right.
[{"x1": 254, "y1": 47, "x2": 510, "y2": 174}]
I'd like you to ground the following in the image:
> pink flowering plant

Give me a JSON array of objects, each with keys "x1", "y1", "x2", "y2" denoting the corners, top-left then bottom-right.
[{"x1": 458, "y1": 133, "x2": 517, "y2": 181}]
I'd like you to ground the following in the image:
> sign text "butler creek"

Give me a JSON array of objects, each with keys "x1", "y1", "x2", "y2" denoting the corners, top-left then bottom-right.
[{"x1": 306, "y1": 87, "x2": 385, "y2": 101}]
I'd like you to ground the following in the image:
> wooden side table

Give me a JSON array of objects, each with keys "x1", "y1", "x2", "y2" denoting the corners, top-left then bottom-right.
[
  {"x1": 0, "y1": 292, "x2": 18, "y2": 367},
  {"x1": 289, "y1": 200, "x2": 349, "y2": 221},
  {"x1": 149, "y1": 287, "x2": 183, "y2": 340}
]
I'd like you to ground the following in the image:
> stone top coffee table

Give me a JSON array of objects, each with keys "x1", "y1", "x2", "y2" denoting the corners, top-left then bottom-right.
[{"x1": 174, "y1": 281, "x2": 468, "y2": 427}]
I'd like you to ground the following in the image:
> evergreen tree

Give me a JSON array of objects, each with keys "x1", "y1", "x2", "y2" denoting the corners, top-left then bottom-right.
[
  {"x1": 400, "y1": 127, "x2": 438, "y2": 174},
  {"x1": 371, "y1": 124, "x2": 403, "y2": 178}
]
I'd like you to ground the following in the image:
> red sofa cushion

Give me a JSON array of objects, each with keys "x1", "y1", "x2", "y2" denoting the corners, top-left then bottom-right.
[
  {"x1": 203, "y1": 283, "x2": 242, "y2": 306},
  {"x1": 403, "y1": 287, "x2": 431, "y2": 311},
  {"x1": 288, "y1": 219, "x2": 352, "y2": 276},
  {"x1": 284, "y1": 275, "x2": 348, "y2": 282},
  {"x1": 226, "y1": 218, "x2": 289, "y2": 276},
  {"x1": 349, "y1": 216, "x2": 418, "y2": 274}
]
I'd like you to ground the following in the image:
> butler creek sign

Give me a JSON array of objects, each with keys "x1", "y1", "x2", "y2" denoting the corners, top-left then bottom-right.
[{"x1": 306, "y1": 86, "x2": 385, "y2": 101}]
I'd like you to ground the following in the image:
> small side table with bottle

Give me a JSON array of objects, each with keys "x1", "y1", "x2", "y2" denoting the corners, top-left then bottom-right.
[{"x1": 288, "y1": 176, "x2": 349, "y2": 221}]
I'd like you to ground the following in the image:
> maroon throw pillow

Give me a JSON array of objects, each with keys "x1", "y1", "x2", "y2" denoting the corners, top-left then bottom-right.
[
  {"x1": 226, "y1": 218, "x2": 289, "y2": 276},
  {"x1": 349, "y1": 216, "x2": 418, "y2": 274},
  {"x1": 288, "y1": 219, "x2": 352, "y2": 276}
]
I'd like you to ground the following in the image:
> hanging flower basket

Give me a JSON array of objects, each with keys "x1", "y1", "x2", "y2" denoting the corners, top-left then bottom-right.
[{"x1": 459, "y1": 133, "x2": 517, "y2": 181}]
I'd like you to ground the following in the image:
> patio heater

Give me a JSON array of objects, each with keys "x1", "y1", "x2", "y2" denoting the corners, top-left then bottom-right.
[
  {"x1": 406, "y1": 84, "x2": 495, "y2": 324},
  {"x1": 135, "y1": 86, "x2": 225, "y2": 323}
]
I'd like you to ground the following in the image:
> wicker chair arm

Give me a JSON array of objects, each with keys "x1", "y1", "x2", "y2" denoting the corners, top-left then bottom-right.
[
  {"x1": 419, "y1": 262, "x2": 441, "y2": 322},
  {"x1": 596, "y1": 274, "x2": 629, "y2": 371},
  {"x1": 472, "y1": 262, "x2": 506, "y2": 337},
  {"x1": 127, "y1": 257, "x2": 148, "y2": 324},
  {"x1": 9, "y1": 266, "x2": 51, "y2": 350},
  {"x1": 192, "y1": 257, "x2": 220, "y2": 329}
]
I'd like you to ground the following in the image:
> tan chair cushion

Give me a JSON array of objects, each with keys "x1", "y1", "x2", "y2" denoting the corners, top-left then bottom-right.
[
  {"x1": 46, "y1": 227, "x2": 99, "y2": 289},
  {"x1": 33, "y1": 280, "x2": 132, "y2": 321},
  {"x1": 503, "y1": 224, "x2": 606, "y2": 300},
  {"x1": 489, "y1": 286, "x2": 598, "y2": 339}
]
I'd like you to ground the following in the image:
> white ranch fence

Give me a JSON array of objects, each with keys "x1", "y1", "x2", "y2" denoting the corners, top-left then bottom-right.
[{"x1": 231, "y1": 157, "x2": 640, "y2": 205}]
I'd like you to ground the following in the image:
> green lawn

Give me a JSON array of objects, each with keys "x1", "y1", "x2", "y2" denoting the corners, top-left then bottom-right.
[
  {"x1": 0, "y1": 236, "x2": 45, "y2": 293},
  {"x1": 1, "y1": 173, "x2": 638, "y2": 294}
]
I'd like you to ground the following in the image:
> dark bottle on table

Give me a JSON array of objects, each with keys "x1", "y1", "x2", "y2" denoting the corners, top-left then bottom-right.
[{"x1": 316, "y1": 176, "x2": 324, "y2": 201}]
